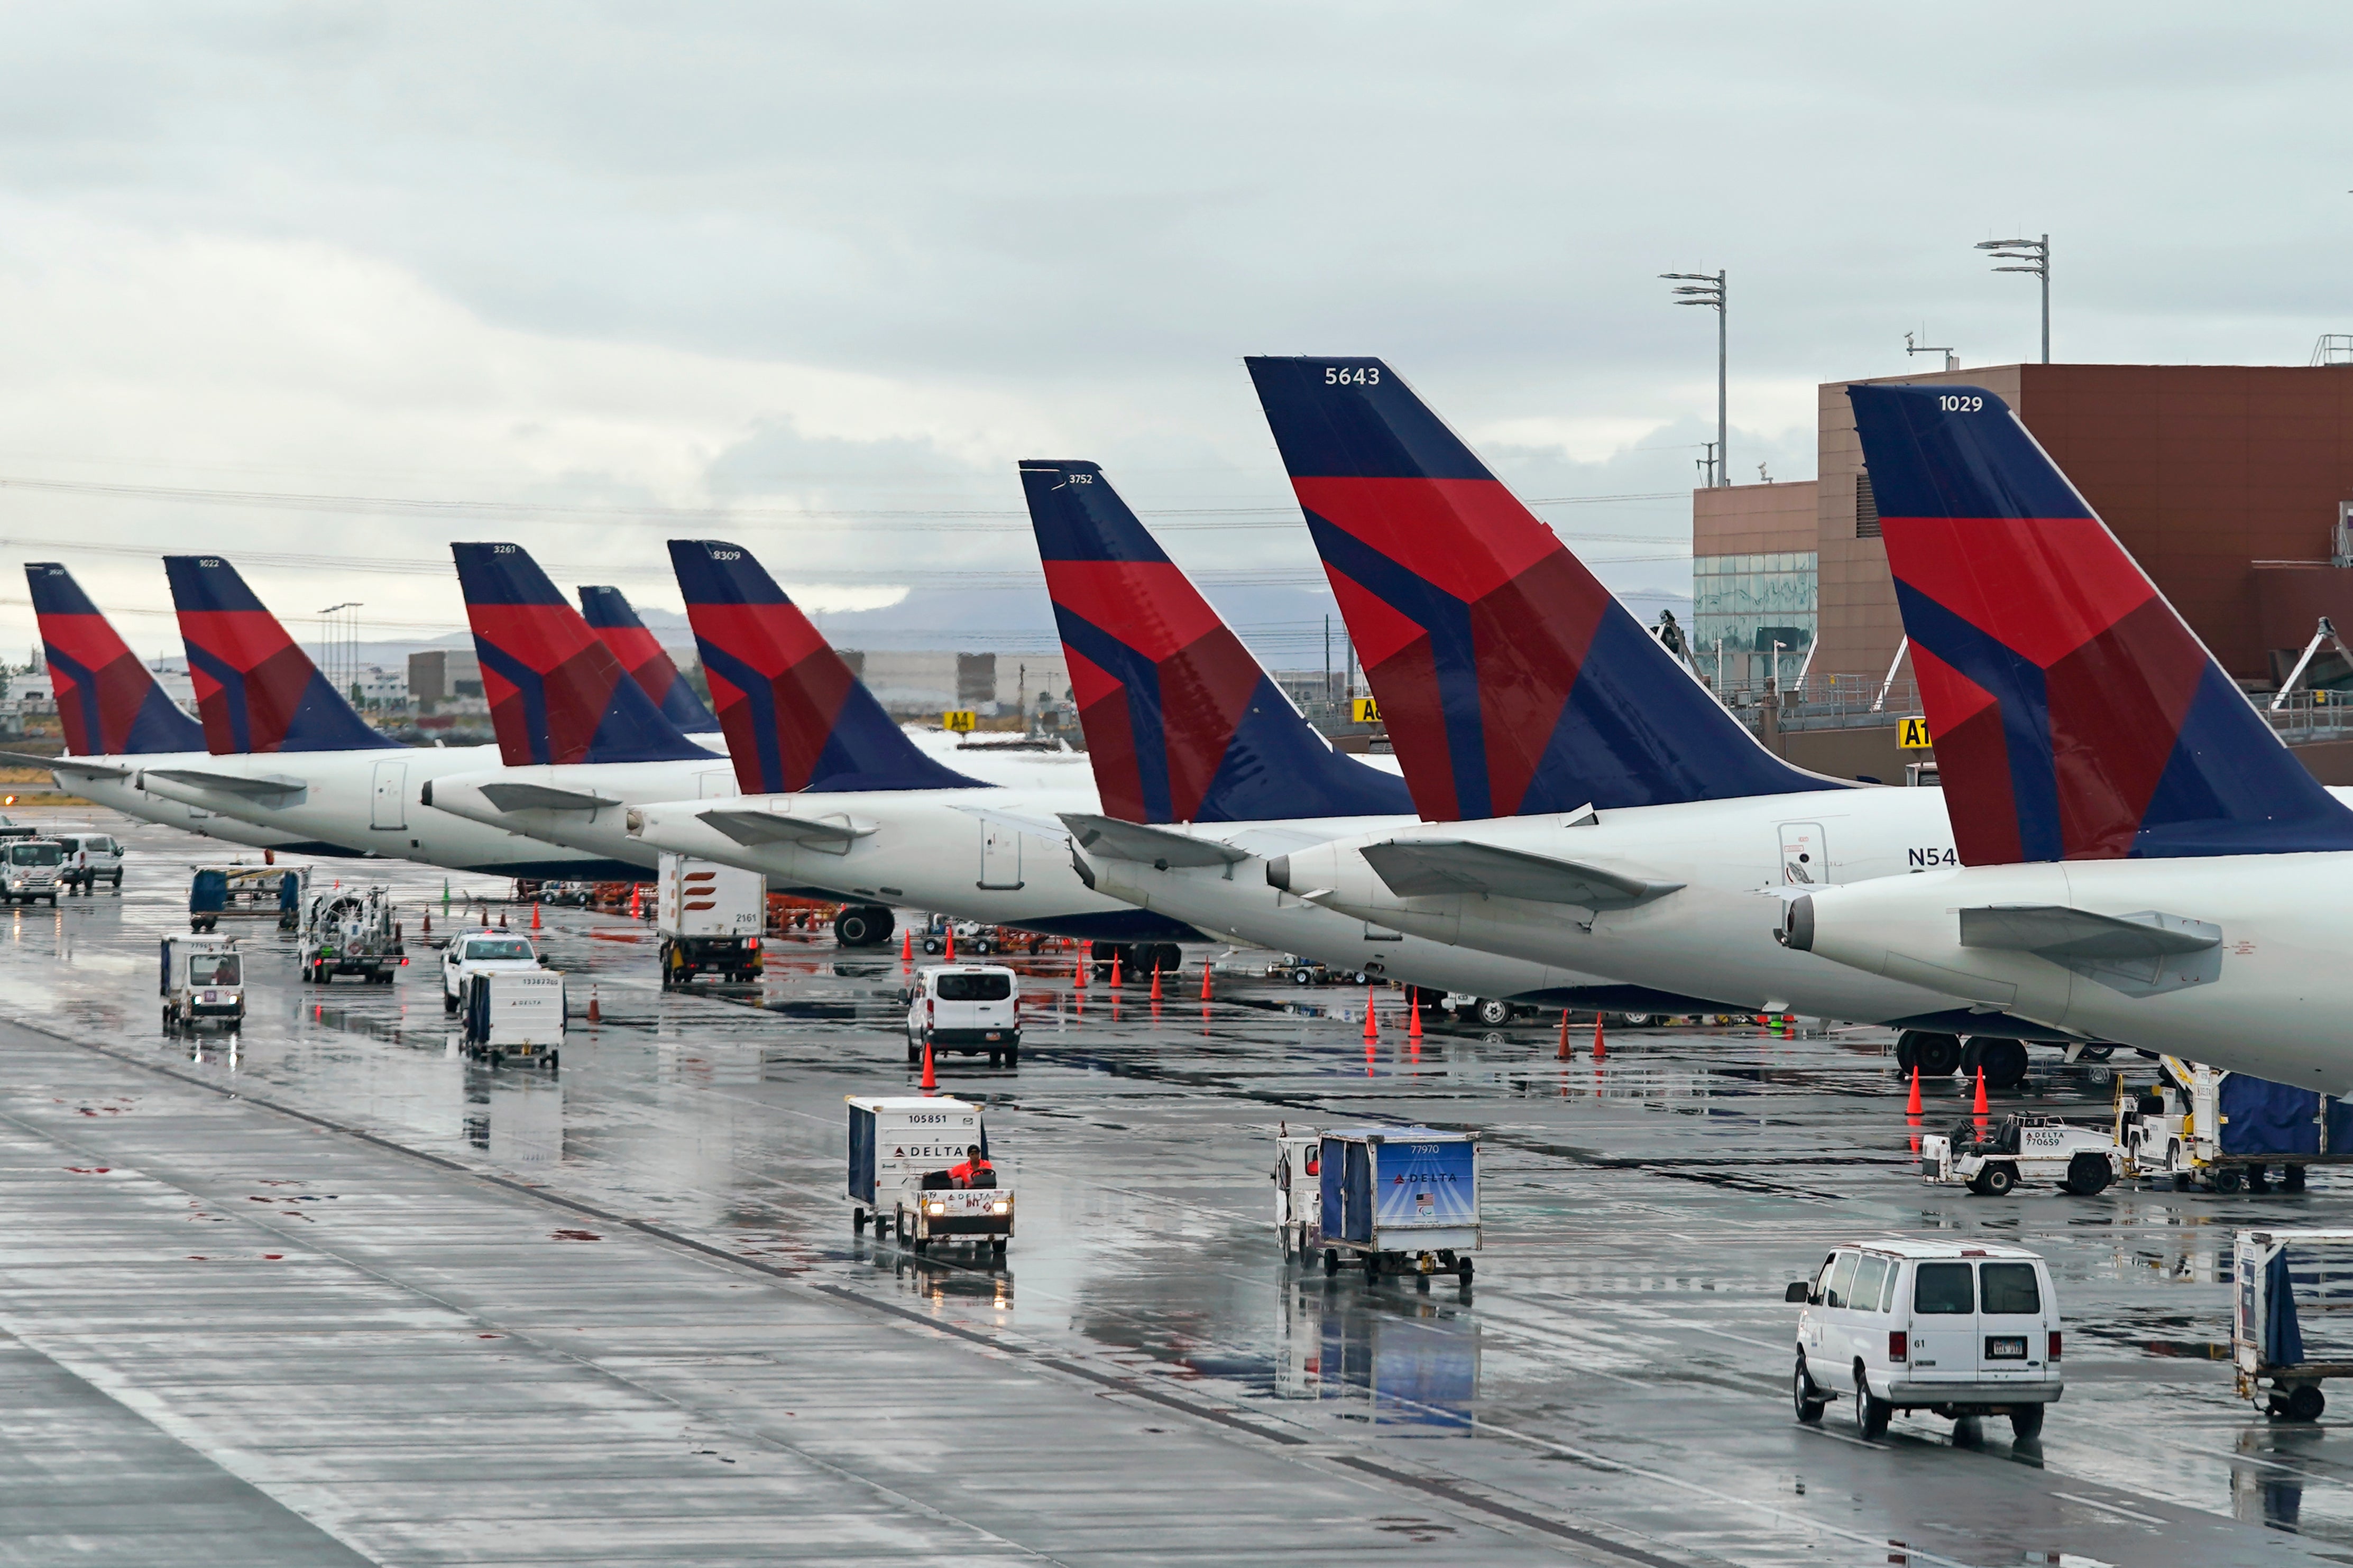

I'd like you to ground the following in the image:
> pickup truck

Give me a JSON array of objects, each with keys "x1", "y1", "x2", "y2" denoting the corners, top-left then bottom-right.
[{"x1": 440, "y1": 931, "x2": 544, "y2": 1013}]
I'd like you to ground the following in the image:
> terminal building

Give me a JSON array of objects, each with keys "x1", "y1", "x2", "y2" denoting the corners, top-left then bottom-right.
[{"x1": 1694, "y1": 362, "x2": 2353, "y2": 782}]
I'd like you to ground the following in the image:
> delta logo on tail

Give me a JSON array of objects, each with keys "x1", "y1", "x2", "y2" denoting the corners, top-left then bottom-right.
[
  {"x1": 577, "y1": 585, "x2": 720, "y2": 732},
  {"x1": 1848, "y1": 383, "x2": 2353, "y2": 863},
  {"x1": 27, "y1": 563, "x2": 206, "y2": 757},
  {"x1": 1245, "y1": 356, "x2": 1837, "y2": 822},
  {"x1": 452, "y1": 544, "x2": 716, "y2": 768},
  {"x1": 163, "y1": 556, "x2": 396, "y2": 754},
  {"x1": 1019, "y1": 459, "x2": 1410, "y2": 824},
  {"x1": 668, "y1": 539, "x2": 982, "y2": 794}
]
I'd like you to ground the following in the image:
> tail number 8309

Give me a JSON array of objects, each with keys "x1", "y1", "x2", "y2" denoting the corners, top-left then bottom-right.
[{"x1": 1325, "y1": 367, "x2": 1381, "y2": 386}]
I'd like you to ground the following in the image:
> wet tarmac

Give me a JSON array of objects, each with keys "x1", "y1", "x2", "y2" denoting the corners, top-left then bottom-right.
[{"x1": 1, "y1": 804, "x2": 2346, "y2": 1565}]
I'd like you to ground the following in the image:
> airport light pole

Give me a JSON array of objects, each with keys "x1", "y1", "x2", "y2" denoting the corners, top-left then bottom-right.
[
  {"x1": 1662, "y1": 271, "x2": 1726, "y2": 486},
  {"x1": 317, "y1": 602, "x2": 361, "y2": 705},
  {"x1": 1975, "y1": 235, "x2": 2049, "y2": 364}
]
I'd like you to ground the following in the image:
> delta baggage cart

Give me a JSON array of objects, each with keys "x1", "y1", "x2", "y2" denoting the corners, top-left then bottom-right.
[
  {"x1": 845, "y1": 1095, "x2": 1013, "y2": 1255},
  {"x1": 188, "y1": 865, "x2": 306, "y2": 933},
  {"x1": 1273, "y1": 1131, "x2": 1323, "y2": 1259},
  {"x1": 2233, "y1": 1229, "x2": 2353, "y2": 1423},
  {"x1": 1317, "y1": 1126, "x2": 1479, "y2": 1283},
  {"x1": 459, "y1": 969, "x2": 566, "y2": 1069}
]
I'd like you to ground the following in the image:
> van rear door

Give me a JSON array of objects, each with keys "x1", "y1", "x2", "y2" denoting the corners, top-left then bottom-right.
[
  {"x1": 1975, "y1": 1259, "x2": 2047, "y2": 1382},
  {"x1": 1907, "y1": 1259, "x2": 1977, "y2": 1385}
]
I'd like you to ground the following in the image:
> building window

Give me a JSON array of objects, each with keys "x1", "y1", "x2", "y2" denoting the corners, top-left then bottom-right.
[
  {"x1": 1855, "y1": 471, "x2": 1881, "y2": 539},
  {"x1": 1691, "y1": 551, "x2": 1818, "y2": 685}
]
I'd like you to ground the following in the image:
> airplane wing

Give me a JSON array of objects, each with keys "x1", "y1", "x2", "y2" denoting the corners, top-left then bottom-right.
[
  {"x1": 1060, "y1": 813, "x2": 1247, "y2": 868},
  {"x1": 1958, "y1": 906, "x2": 2220, "y2": 961},
  {"x1": 696, "y1": 807, "x2": 872, "y2": 849},
  {"x1": 477, "y1": 783, "x2": 622, "y2": 813},
  {"x1": 1363, "y1": 839, "x2": 1683, "y2": 910}
]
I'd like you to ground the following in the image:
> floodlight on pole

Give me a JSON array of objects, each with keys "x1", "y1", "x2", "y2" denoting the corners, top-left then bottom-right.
[
  {"x1": 1661, "y1": 270, "x2": 1727, "y2": 487},
  {"x1": 1974, "y1": 235, "x2": 2049, "y2": 364}
]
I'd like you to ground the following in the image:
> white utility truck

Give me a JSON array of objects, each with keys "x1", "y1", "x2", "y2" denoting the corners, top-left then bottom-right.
[
  {"x1": 845, "y1": 1094, "x2": 1013, "y2": 1254},
  {"x1": 440, "y1": 931, "x2": 542, "y2": 1013},
  {"x1": 1789, "y1": 1238, "x2": 2063, "y2": 1441},
  {"x1": 903, "y1": 964, "x2": 1022, "y2": 1068},
  {"x1": 298, "y1": 885, "x2": 404, "y2": 985},
  {"x1": 458, "y1": 969, "x2": 565, "y2": 1069},
  {"x1": 2115, "y1": 1058, "x2": 2345, "y2": 1194},
  {"x1": 2, "y1": 837, "x2": 63, "y2": 906},
  {"x1": 655, "y1": 853, "x2": 765, "y2": 988},
  {"x1": 1919, "y1": 1114, "x2": 2120, "y2": 1197},
  {"x1": 160, "y1": 934, "x2": 245, "y2": 1035}
]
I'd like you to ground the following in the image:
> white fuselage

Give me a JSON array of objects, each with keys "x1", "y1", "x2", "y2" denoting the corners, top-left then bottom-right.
[
  {"x1": 1269, "y1": 789, "x2": 2033, "y2": 1029},
  {"x1": 1793, "y1": 854, "x2": 2353, "y2": 1091},
  {"x1": 126, "y1": 744, "x2": 654, "y2": 879},
  {"x1": 46, "y1": 754, "x2": 355, "y2": 855},
  {"x1": 1069, "y1": 816, "x2": 1694, "y2": 1004}
]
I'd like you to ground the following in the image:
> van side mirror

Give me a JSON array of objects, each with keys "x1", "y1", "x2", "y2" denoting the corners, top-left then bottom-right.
[{"x1": 1784, "y1": 1281, "x2": 1810, "y2": 1303}]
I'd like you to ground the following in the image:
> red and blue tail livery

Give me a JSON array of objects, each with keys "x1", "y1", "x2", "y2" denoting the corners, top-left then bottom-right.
[
  {"x1": 1246, "y1": 356, "x2": 1837, "y2": 822},
  {"x1": 669, "y1": 539, "x2": 984, "y2": 794},
  {"x1": 577, "y1": 585, "x2": 720, "y2": 732},
  {"x1": 27, "y1": 563, "x2": 205, "y2": 756},
  {"x1": 1021, "y1": 459, "x2": 1411, "y2": 824},
  {"x1": 452, "y1": 544, "x2": 717, "y2": 768},
  {"x1": 163, "y1": 556, "x2": 396, "y2": 754},
  {"x1": 1849, "y1": 383, "x2": 2353, "y2": 863}
]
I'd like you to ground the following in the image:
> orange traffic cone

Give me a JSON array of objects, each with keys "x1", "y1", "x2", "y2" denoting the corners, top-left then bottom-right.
[
  {"x1": 530, "y1": 901, "x2": 540, "y2": 930},
  {"x1": 587, "y1": 988, "x2": 601, "y2": 1024},
  {"x1": 1110, "y1": 950, "x2": 1123, "y2": 987},
  {"x1": 1972, "y1": 1065, "x2": 1989, "y2": 1117},
  {"x1": 422, "y1": 912, "x2": 431, "y2": 935},
  {"x1": 1905, "y1": 1064, "x2": 1923, "y2": 1117},
  {"x1": 1557, "y1": 1009, "x2": 1572, "y2": 1060},
  {"x1": 1076, "y1": 949, "x2": 1089, "y2": 988},
  {"x1": 921, "y1": 1036, "x2": 937, "y2": 1091},
  {"x1": 1198, "y1": 963, "x2": 1213, "y2": 1002},
  {"x1": 1407, "y1": 988, "x2": 1422, "y2": 1041},
  {"x1": 1591, "y1": 1012, "x2": 1606, "y2": 1059},
  {"x1": 1150, "y1": 963, "x2": 1162, "y2": 1000},
  {"x1": 1363, "y1": 985, "x2": 1378, "y2": 1040},
  {"x1": 900, "y1": 929, "x2": 912, "y2": 966},
  {"x1": 629, "y1": 885, "x2": 641, "y2": 919}
]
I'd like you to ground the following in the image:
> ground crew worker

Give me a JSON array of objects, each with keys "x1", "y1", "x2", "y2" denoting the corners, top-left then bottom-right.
[{"x1": 949, "y1": 1145, "x2": 994, "y2": 1187}]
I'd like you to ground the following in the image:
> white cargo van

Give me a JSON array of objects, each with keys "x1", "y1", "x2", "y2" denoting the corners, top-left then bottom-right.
[
  {"x1": 1788, "y1": 1239, "x2": 2062, "y2": 1441},
  {"x1": 904, "y1": 964, "x2": 1022, "y2": 1067},
  {"x1": 56, "y1": 832, "x2": 123, "y2": 890}
]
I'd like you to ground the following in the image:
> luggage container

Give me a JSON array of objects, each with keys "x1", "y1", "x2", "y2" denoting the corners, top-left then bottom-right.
[
  {"x1": 2233, "y1": 1229, "x2": 2353, "y2": 1423},
  {"x1": 188, "y1": 865, "x2": 306, "y2": 933},
  {"x1": 459, "y1": 969, "x2": 565, "y2": 1069},
  {"x1": 655, "y1": 853, "x2": 765, "y2": 987},
  {"x1": 1316, "y1": 1126, "x2": 1479, "y2": 1283},
  {"x1": 844, "y1": 1094, "x2": 1013, "y2": 1255}
]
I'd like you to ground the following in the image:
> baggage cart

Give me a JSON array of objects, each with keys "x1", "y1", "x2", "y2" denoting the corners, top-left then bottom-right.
[
  {"x1": 845, "y1": 1094, "x2": 1013, "y2": 1255},
  {"x1": 189, "y1": 865, "x2": 306, "y2": 933},
  {"x1": 1316, "y1": 1126, "x2": 1479, "y2": 1283},
  {"x1": 2233, "y1": 1229, "x2": 2353, "y2": 1423},
  {"x1": 459, "y1": 969, "x2": 565, "y2": 1069}
]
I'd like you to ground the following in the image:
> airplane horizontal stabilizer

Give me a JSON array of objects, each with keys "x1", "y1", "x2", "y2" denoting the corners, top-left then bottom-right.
[
  {"x1": 1362, "y1": 839, "x2": 1683, "y2": 909},
  {"x1": 696, "y1": 807, "x2": 872, "y2": 850},
  {"x1": 1061, "y1": 813, "x2": 1249, "y2": 868},
  {"x1": 477, "y1": 782, "x2": 623, "y2": 813}
]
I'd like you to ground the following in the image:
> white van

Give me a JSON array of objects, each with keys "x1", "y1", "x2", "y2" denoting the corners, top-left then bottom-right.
[
  {"x1": 904, "y1": 964, "x2": 1022, "y2": 1068},
  {"x1": 56, "y1": 832, "x2": 124, "y2": 890},
  {"x1": 1788, "y1": 1239, "x2": 2062, "y2": 1441}
]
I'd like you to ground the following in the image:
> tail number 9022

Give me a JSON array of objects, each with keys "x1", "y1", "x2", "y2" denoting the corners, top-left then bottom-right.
[
  {"x1": 1938, "y1": 394, "x2": 1984, "y2": 412},
  {"x1": 1326, "y1": 366, "x2": 1381, "y2": 386}
]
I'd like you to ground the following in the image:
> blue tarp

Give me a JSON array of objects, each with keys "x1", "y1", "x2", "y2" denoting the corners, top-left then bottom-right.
[
  {"x1": 2269, "y1": 1248, "x2": 2307, "y2": 1367},
  {"x1": 2219, "y1": 1074, "x2": 2324, "y2": 1157}
]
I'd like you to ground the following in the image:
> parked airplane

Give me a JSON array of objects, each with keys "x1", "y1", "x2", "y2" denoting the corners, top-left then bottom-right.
[
  {"x1": 612, "y1": 538, "x2": 1199, "y2": 952},
  {"x1": 1238, "y1": 354, "x2": 2089, "y2": 1080},
  {"x1": 575, "y1": 584, "x2": 721, "y2": 735},
  {"x1": 1023, "y1": 456, "x2": 1712, "y2": 1013},
  {"x1": 5, "y1": 562, "x2": 350, "y2": 855},
  {"x1": 123, "y1": 555, "x2": 649, "y2": 879},
  {"x1": 1780, "y1": 383, "x2": 2353, "y2": 1089}
]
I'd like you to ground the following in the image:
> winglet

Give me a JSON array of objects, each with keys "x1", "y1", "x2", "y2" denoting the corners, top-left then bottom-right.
[
  {"x1": 27, "y1": 563, "x2": 206, "y2": 756},
  {"x1": 163, "y1": 556, "x2": 396, "y2": 753},
  {"x1": 668, "y1": 539, "x2": 985, "y2": 793},
  {"x1": 577, "y1": 586, "x2": 720, "y2": 732},
  {"x1": 1245, "y1": 355, "x2": 1839, "y2": 820},
  {"x1": 1849, "y1": 381, "x2": 2353, "y2": 861},
  {"x1": 1021, "y1": 458, "x2": 1411, "y2": 823},
  {"x1": 452, "y1": 544, "x2": 716, "y2": 767}
]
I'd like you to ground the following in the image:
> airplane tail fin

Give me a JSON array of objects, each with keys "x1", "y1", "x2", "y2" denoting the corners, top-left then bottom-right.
[
  {"x1": 451, "y1": 545, "x2": 716, "y2": 768},
  {"x1": 26, "y1": 563, "x2": 206, "y2": 755},
  {"x1": 1019, "y1": 459, "x2": 1411, "y2": 823},
  {"x1": 577, "y1": 585, "x2": 720, "y2": 732},
  {"x1": 1244, "y1": 356, "x2": 1837, "y2": 823},
  {"x1": 1848, "y1": 382, "x2": 2353, "y2": 861},
  {"x1": 668, "y1": 540, "x2": 985, "y2": 794},
  {"x1": 162, "y1": 556, "x2": 396, "y2": 754}
]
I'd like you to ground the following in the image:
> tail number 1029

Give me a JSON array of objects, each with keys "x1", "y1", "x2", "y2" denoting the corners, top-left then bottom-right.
[{"x1": 1937, "y1": 394, "x2": 1984, "y2": 412}]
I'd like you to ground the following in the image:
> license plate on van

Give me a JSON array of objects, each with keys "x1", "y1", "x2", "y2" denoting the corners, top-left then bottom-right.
[{"x1": 1986, "y1": 1335, "x2": 2027, "y2": 1360}]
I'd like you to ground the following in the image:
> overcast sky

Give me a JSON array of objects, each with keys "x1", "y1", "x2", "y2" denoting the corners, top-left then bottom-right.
[{"x1": 0, "y1": 2, "x2": 2343, "y2": 667}]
